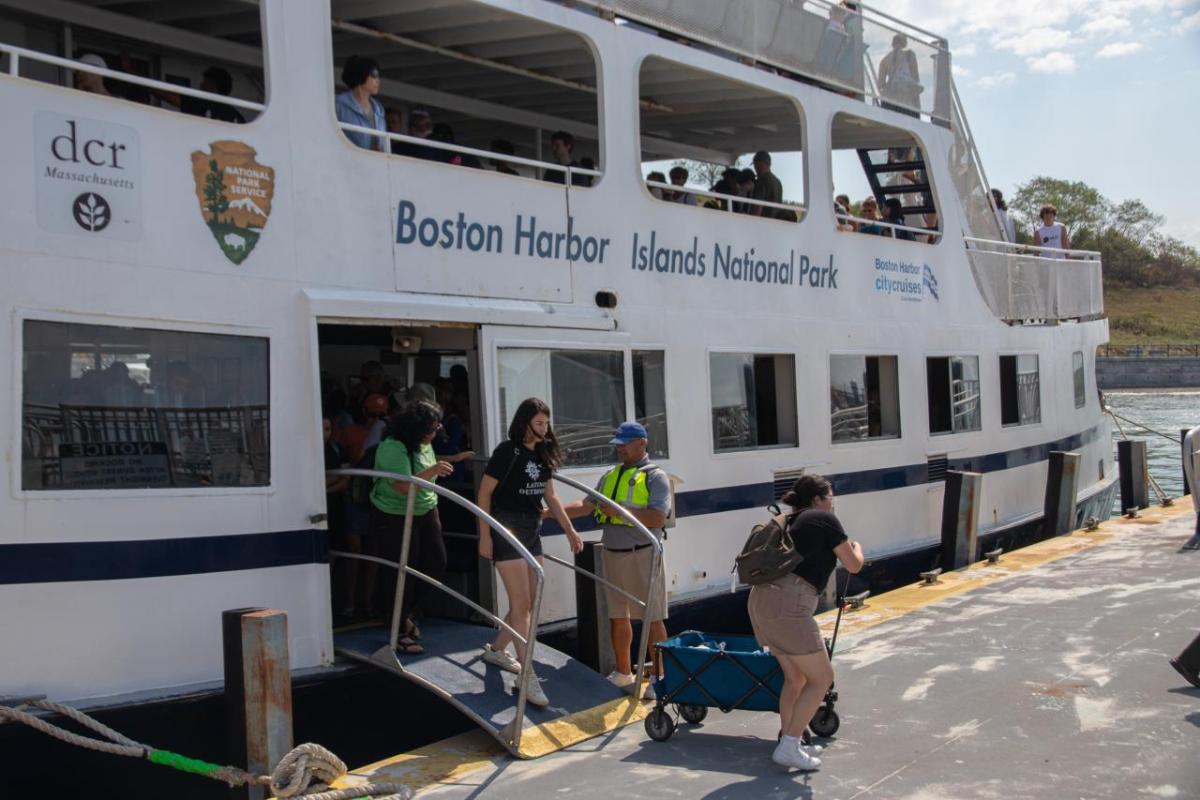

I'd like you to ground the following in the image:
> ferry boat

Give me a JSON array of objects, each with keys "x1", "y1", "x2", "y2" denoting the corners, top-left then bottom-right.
[{"x1": 2, "y1": 0, "x2": 1115, "y2": 732}]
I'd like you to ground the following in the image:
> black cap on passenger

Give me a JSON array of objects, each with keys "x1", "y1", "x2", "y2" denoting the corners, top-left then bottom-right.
[{"x1": 752, "y1": 150, "x2": 771, "y2": 164}]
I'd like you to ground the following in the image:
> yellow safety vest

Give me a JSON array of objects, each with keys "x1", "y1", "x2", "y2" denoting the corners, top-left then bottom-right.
[{"x1": 594, "y1": 463, "x2": 657, "y2": 526}]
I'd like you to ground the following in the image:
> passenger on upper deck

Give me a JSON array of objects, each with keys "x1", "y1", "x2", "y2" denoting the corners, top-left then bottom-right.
[
  {"x1": 542, "y1": 130, "x2": 591, "y2": 187},
  {"x1": 335, "y1": 55, "x2": 387, "y2": 152},
  {"x1": 152, "y1": 66, "x2": 244, "y2": 124},
  {"x1": 73, "y1": 53, "x2": 112, "y2": 97},
  {"x1": 667, "y1": 166, "x2": 697, "y2": 206},
  {"x1": 489, "y1": 139, "x2": 520, "y2": 176},
  {"x1": 1035, "y1": 205, "x2": 1071, "y2": 258},
  {"x1": 857, "y1": 197, "x2": 883, "y2": 235},
  {"x1": 878, "y1": 34, "x2": 922, "y2": 116},
  {"x1": 882, "y1": 198, "x2": 914, "y2": 240},
  {"x1": 711, "y1": 168, "x2": 743, "y2": 211},
  {"x1": 751, "y1": 151, "x2": 792, "y2": 220},
  {"x1": 646, "y1": 171, "x2": 667, "y2": 200},
  {"x1": 991, "y1": 189, "x2": 1016, "y2": 243},
  {"x1": 394, "y1": 109, "x2": 439, "y2": 161}
]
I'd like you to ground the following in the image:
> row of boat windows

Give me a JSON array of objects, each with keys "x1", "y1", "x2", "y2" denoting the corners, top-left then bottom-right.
[{"x1": 18, "y1": 319, "x2": 1087, "y2": 493}]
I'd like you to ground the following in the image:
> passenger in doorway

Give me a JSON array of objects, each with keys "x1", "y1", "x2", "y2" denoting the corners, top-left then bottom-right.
[
  {"x1": 882, "y1": 198, "x2": 914, "y2": 240},
  {"x1": 1035, "y1": 205, "x2": 1071, "y2": 258},
  {"x1": 350, "y1": 361, "x2": 393, "y2": 423},
  {"x1": 542, "y1": 130, "x2": 591, "y2": 187},
  {"x1": 323, "y1": 414, "x2": 357, "y2": 621},
  {"x1": 749, "y1": 475, "x2": 864, "y2": 771},
  {"x1": 667, "y1": 166, "x2": 697, "y2": 206},
  {"x1": 368, "y1": 400, "x2": 454, "y2": 654},
  {"x1": 750, "y1": 151, "x2": 784, "y2": 218},
  {"x1": 878, "y1": 34, "x2": 922, "y2": 116},
  {"x1": 152, "y1": 66, "x2": 245, "y2": 123},
  {"x1": 489, "y1": 139, "x2": 521, "y2": 176},
  {"x1": 991, "y1": 189, "x2": 1016, "y2": 243},
  {"x1": 73, "y1": 53, "x2": 113, "y2": 96},
  {"x1": 560, "y1": 421, "x2": 671, "y2": 700},
  {"x1": 433, "y1": 378, "x2": 473, "y2": 482},
  {"x1": 362, "y1": 393, "x2": 391, "y2": 451},
  {"x1": 478, "y1": 398, "x2": 583, "y2": 708},
  {"x1": 334, "y1": 55, "x2": 387, "y2": 152}
]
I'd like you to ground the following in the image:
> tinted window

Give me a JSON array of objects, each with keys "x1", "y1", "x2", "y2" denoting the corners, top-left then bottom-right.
[
  {"x1": 709, "y1": 353, "x2": 797, "y2": 452},
  {"x1": 633, "y1": 350, "x2": 669, "y2": 459},
  {"x1": 831, "y1": 355, "x2": 901, "y2": 442}
]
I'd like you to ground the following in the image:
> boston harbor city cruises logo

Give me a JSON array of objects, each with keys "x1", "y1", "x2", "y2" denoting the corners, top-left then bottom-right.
[
  {"x1": 190, "y1": 140, "x2": 274, "y2": 265},
  {"x1": 873, "y1": 258, "x2": 940, "y2": 303}
]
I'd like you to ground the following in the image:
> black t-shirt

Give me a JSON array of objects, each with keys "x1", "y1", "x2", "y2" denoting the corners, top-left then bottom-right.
[
  {"x1": 790, "y1": 509, "x2": 849, "y2": 591},
  {"x1": 484, "y1": 442, "x2": 549, "y2": 516}
]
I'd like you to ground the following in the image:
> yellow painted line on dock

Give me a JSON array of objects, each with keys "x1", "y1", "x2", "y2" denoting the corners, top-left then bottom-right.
[
  {"x1": 817, "y1": 501, "x2": 1191, "y2": 639},
  {"x1": 339, "y1": 501, "x2": 1191, "y2": 795}
]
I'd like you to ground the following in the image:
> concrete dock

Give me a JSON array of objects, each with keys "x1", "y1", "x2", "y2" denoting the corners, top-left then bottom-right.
[{"x1": 339, "y1": 504, "x2": 1200, "y2": 799}]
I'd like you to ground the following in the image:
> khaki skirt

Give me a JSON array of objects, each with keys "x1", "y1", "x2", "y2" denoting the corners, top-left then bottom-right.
[{"x1": 747, "y1": 573, "x2": 824, "y2": 656}]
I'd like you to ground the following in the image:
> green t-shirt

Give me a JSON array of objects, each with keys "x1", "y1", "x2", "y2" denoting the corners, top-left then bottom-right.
[{"x1": 370, "y1": 439, "x2": 438, "y2": 516}]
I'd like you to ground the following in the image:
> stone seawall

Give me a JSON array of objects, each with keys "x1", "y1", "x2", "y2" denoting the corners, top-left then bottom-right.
[{"x1": 1096, "y1": 357, "x2": 1200, "y2": 389}]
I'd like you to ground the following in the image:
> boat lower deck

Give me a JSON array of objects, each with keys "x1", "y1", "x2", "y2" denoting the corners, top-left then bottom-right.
[{"x1": 335, "y1": 503, "x2": 1200, "y2": 798}]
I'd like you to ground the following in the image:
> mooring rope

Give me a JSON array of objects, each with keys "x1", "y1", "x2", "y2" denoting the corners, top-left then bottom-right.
[
  {"x1": 1105, "y1": 409, "x2": 1183, "y2": 445},
  {"x1": 0, "y1": 698, "x2": 411, "y2": 799},
  {"x1": 1104, "y1": 408, "x2": 1171, "y2": 505}
]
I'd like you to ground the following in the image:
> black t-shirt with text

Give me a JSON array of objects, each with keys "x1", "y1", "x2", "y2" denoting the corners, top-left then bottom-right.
[
  {"x1": 790, "y1": 509, "x2": 849, "y2": 591},
  {"x1": 484, "y1": 442, "x2": 549, "y2": 516}
]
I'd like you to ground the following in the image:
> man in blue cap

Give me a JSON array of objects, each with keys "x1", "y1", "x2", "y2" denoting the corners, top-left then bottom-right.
[{"x1": 562, "y1": 421, "x2": 671, "y2": 698}]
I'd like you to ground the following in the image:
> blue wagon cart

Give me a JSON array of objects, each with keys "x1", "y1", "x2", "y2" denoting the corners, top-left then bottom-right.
[{"x1": 643, "y1": 631, "x2": 841, "y2": 742}]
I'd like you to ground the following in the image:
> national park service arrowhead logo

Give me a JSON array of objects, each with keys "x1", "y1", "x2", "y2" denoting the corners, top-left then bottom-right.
[{"x1": 190, "y1": 141, "x2": 274, "y2": 265}]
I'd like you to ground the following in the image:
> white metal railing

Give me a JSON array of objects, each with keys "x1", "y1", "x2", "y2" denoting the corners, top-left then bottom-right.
[
  {"x1": 338, "y1": 121, "x2": 603, "y2": 183},
  {"x1": 962, "y1": 238, "x2": 1104, "y2": 322},
  {"x1": 837, "y1": 212, "x2": 939, "y2": 239},
  {"x1": 0, "y1": 43, "x2": 265, "y2": 114},
  {"x1": 644, "y1": 179, "x2": 805, "y2": 219}
]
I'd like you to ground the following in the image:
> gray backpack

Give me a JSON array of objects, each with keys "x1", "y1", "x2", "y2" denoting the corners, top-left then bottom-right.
[{"x1": 735, "y1": 510, "x2": 804, "y2": 585}]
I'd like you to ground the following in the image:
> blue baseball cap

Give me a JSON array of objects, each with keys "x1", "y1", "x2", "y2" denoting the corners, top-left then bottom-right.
[{"x1": 609, "y1": 421, "x2": 648, "y2": 445}]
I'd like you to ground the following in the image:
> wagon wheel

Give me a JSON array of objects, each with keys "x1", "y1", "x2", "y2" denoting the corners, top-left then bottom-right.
[
  {"x1": 809, "y1": 705, "x2": 840, "y2": 737},
  {"x1": 644, "y1": 707, "x2": 676, "y2": 741},
  {"x1": 677, "y1": 704, "x2": 708, "y2": 724}
]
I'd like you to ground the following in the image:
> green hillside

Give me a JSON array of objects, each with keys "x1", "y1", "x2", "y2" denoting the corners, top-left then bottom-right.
[{"x1": 1104, "y1": 287, "x2": 1200, "y2": 345}]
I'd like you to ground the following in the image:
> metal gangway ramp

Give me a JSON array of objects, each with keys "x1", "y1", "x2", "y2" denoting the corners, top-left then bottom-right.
[{"x1": 326, "y1": 468, "x2": 662, "y2": 759}]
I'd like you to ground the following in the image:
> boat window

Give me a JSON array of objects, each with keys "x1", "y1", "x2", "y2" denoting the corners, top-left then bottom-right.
[
  {"x1": 329, "y1": 0, "x2": 601, "y2": 183},
  {"x1": 21, "y1": 320, "x2": 270, "y2": 491},
  {"x1": 999, "y1": 354, "x2": 1041, "y2": 426},
  {"x1": 633, "y1": 350, "x2": 669, "y2": 459},
  {"x1": 830, "y1": 113, "x2": 939, "y2": 243},
  {"x1": 497, "y1": 348, "x2": 624, "y2": 468},
  {"x1": 830, "y1": 354, "x2": 901, "y2": 442},
  {"x1": 0, "y1": 2, "x2": 266, "y2": 122},
  {"x1": 926, "y1": 356, "x2": 981, "y2": 435},
  {"x1": 1072, "y1": 351, "x2": 1086, "y2": 409},
  {"x1": 709, "y1": 353, "x2": 798, "y2": 452},
  {"x1": 638, "y1": 56, "x2": 806, "y2": 220}
]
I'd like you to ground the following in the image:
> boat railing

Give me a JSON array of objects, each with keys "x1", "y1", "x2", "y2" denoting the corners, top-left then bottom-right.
[
  {"x1": 574, "y1": 0, "x2": 952, "y2": 124},
  {"x1": 0, "y1": 43, "x2": 266, "y2": 115},
  {"x1": 325, "y1": 466, "x2": 663, "y2": 746},
  {"x1": 644, "y1": 179, "x2": 805, "y2": 219},
  {"x1": 961, "y1": 236, "x2": 1104, "y2": 323},
  {"x1": 836, "y1": 211, "x2": 939, "y2": 240},
  {"x1": 337, "y1": 121, "x2": 604, "y2": 184}
]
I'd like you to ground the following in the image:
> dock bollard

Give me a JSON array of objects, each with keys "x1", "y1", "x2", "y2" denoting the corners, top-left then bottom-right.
[
  {"x1": 1183, "y1": 429, "x2": 1196, "y2": 498},
  {"x1": 1117, "y1": 440, "x2": 1150, "y2": 513},
  {"x1": 223, "y1": 608, "x2": 293, "y2": 800},
  {"x1": 1043, "y1": 451, "x2": 1081, "y2": 537},
  {"x1": 940, "y1": 470, "x2": 981, "y2": 570}
]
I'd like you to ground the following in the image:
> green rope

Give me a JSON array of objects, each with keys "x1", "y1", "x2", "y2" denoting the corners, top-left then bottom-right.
[{"x1": 147, "y1": 749, "x2": 227, "y2": 778}]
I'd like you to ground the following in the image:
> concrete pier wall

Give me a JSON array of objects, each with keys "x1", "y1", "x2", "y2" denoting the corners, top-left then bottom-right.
[{"x1": 1096, "y1": 357, "x2": 1200, "y2": 389}]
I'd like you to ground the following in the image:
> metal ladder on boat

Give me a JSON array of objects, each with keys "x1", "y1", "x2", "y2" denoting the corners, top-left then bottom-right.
[
  {"x1": 856, "y1": 146, "x2": 937, "y2": 224},
  {"x1": 324, "y1": 467, "x2": 663, "y2": 759}
]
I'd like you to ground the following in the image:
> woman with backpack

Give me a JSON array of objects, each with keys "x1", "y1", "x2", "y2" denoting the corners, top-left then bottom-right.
[
  {"x1": 368, "y1": 399, "x2": 454, "y2": 655},
  {"x1": 477, "y1": 397, "x2": 583, "y2": 707},
  {"x1": 749, "y1": 474, "x2": 864, "y2": 772}
]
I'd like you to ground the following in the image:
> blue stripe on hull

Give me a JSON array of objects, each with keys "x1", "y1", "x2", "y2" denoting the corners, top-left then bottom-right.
[{"x1": 0, "y1": 424, "x2": 1103, "y2": 584}]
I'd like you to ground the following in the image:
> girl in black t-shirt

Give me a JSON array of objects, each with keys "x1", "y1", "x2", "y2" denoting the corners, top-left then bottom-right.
[
  {"x1": 477, "y1": 397, "x2": 582, "y2": 707},
  {"x1": 747, "y1": 474, "x2": 864, "y2": 771}
]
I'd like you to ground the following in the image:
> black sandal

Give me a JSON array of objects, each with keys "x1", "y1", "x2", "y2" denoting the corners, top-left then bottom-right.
[
  {"x1": 404, "y1": 617, "x2": 422, "y2": 641},
  {"x1": 395, "y1": 634, "x2": 424, "y2": 655}
]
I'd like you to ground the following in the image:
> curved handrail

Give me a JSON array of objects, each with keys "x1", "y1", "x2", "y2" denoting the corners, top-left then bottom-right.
[
  {"x1": 326, "y1": 467, "x2": 543, "y2": 748},
  {"x1": 963, "y1": 236, "x2": 1101, "y2": 261},
  {"x1": 551, "y1": 471, "x2": 664, "y2": 700},
  {"x1": 644, "y1": 179, "x2": 806, "y2": 218}
]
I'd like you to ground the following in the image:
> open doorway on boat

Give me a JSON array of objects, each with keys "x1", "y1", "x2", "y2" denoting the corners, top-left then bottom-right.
[{"x1": 316, "y1": 321, "x2": 489, "y2": 630}]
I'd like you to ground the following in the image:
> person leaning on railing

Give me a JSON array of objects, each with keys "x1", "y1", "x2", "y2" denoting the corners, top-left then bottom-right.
[{"x1": 334, "y1": 55, "x2": 386, "y2": 152}]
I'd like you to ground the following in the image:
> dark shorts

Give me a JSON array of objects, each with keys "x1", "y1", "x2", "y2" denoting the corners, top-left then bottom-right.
[{"x1": 491, "y1": 509, "x2": 543, "y2": 563}]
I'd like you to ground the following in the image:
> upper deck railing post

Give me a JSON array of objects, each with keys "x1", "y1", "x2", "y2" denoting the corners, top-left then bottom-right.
[{"x1": 932, "y1": 39, "x2": 952, "y2": 128}]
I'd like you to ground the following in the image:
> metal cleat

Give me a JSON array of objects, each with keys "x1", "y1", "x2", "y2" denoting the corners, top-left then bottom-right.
[
  {"x1": 1084, "y1": 516, "x2": 1100, "y2": 531},
  {"x1": 1160, "y1": 497, "x2": 1174, "y2": 507},
  {"x1": 919, "y1": 568, "x2": 943, "y2": 585},
  {"x1": 845, "y1": 590, "x2": 870, "y2": 610},
  {"x1": 984, "y1": 548, "x2": 1002, "y2": 564},
  {"x1": 1125, "y1": 508, "x2": 1139, "y2": 519}
]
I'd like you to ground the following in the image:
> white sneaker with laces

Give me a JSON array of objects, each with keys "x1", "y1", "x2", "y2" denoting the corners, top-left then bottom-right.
[
  {"x1": 606, "y1": 671, "x2": 635, "y2": 688},
  {"x1": 772, "y1": 739, "x2": 821, "y2": 771},
  {"x1": 522, "y1": 671, "x2": 549, "y2": 708},
  {"x1": 481, "y1": 644, "x2": 521, "y2": 674}
]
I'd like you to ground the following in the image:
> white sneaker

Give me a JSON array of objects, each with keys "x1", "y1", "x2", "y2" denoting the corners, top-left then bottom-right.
[
  {"x1": 607, "y1": 671, "x2": 635, "y2": 688},
  {"x1": 772, "y1": 740, "x2": 821, "y2": 771},
  {"x1": 801, "y1": 743, "x2": 824, "y2": 757},
  {"x1": 522, "y1": 671, "x2": 549, "y2": 708},
  {"x1": 481, "y1": 644, "x2": 521, "y2": 674}
]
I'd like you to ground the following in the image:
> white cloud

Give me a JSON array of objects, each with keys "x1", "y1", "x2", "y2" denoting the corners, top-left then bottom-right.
[
  {"x1": 952, "y1": 63, "x2": 972, "y2": 77},
  {"x1": 993, "y1": 26, "x2": 1071, "y2": 56},
  {"x1": 1027, "y1": 51, "x2": 1078, "y2": 73},
  {"x1": 1081, "y1": 15, "x2": 1129, "y2": 36},
  {"x1": 976, "y1": 71, "x2": 1016, "y2": 88},
  {"x1": 955, "y1": 43, "x2": 978, "y2": 57},
  {"x1": 1096, "y1": 41, "x2": 1145, "y2": 57},
  {"x1": 1182, "y1": 11, "x2": 1200, "y2": 30}
]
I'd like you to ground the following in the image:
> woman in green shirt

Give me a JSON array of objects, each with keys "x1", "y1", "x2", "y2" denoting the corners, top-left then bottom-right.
[{"x1": 368, "y1": 400, "x2": 453, "y2": 654}]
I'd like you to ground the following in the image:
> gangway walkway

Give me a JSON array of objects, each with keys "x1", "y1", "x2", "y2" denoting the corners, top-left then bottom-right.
[{"x1": 326, "y1": 468, "x2": 662, "y2": 759}]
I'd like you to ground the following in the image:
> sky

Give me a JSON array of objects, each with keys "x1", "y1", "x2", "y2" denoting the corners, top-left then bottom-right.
[{"x1": 654, "y1": 1, "x2": 1200, "y2": 247}]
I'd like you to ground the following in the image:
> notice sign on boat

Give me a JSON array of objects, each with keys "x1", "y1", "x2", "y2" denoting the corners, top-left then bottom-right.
[{"x1": 58, "y1": 442, "x2": 171, "y2": 489}]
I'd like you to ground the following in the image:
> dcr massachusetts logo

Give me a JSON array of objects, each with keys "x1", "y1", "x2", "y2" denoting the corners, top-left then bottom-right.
[{"x1": 190, "y1": 141, "x2": 274, "y2": 265}]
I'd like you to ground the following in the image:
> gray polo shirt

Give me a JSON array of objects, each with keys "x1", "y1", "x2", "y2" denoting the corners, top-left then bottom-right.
[{"x1": 596, "y1": 456, "x2": 671, "y2": 550}]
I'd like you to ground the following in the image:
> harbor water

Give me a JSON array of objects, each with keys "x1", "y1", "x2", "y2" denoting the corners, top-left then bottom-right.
[{"x1": 1104, "y1": 390, "x2": 1199, "y2": 498}]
